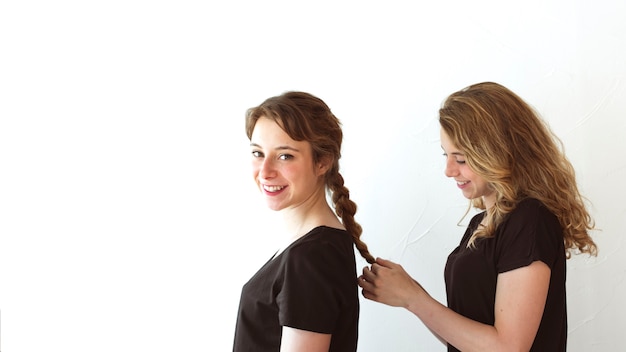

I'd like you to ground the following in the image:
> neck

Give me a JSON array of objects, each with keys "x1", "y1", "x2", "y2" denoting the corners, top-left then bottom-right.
[{"x1": 280, "y1": 188, "x2": 344, "y2": 241}]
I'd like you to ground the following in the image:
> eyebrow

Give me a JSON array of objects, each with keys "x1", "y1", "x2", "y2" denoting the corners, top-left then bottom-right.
[
  {"x1": 440, "y1": 146, "x2": 465, "y2": 156},
  {"x1": 250, "y1": 142, "x2": 301, "y2": 152}
]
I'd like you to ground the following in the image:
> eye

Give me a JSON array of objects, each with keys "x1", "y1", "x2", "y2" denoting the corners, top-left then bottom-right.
[
  {"x1": 278, "y1": 154, "x2": 293, "y2": 161},
  {"x1": 251, "y1": 150, "x2": 263, "y2": 158},
  {"x1": 442, "y1": 152, "x2": 466, "y2": 164}
]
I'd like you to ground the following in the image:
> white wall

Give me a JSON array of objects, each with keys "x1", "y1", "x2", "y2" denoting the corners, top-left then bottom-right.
[{"x1": 1, "y1": 0, "x2": 624, "y2": 351}]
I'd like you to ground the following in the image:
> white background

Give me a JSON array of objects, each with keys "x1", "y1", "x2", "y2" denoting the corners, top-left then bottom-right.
[{"x1": 1, "y1": 0, "x2": 624, "y2": 351}]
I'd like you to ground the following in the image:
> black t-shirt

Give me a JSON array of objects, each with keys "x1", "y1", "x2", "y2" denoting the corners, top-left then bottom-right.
[
  {"x1": 444, "y1": 198, "x2": 567, "y2": 351},
  {"x1": 233, "y1": 226, "x2": 359, "y2": 352}
]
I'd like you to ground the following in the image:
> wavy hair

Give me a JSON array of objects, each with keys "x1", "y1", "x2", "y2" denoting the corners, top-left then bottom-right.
[
  {"x1": 245, "y1": 91, "x2": 375, "y2": 264},
  {"x1": 439, "y1": 82, "x2": 597, "y2": 258}
]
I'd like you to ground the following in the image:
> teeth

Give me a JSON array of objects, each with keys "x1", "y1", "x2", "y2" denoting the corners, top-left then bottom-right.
[
  {"x1": 457, "y1": 181, "x2": 469, "y2": 185},
  {"x1": 264, "y1": 185, "x2": 285, "y2": 192}
]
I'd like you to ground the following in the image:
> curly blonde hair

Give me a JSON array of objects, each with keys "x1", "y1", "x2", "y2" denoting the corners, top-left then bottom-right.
[
  {"x1": 245, "y1": 91, "x2": 375, "y2": 264},
  {"x1": 439, "y1": 82, "x2": 597, "y2": 258}
]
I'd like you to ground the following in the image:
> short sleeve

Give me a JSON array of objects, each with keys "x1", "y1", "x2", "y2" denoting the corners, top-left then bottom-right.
[
  {"x1": 277, "y1": 234, "x2": 352, "y2": 334},
  {"x1": 495, "y1": 199, "x2": 563, "y2": 273}
]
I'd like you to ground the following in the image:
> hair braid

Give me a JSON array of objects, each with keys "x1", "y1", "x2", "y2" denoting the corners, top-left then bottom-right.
[{"x1": 328, "y1": 170, "x2": 375, "y2": 264}]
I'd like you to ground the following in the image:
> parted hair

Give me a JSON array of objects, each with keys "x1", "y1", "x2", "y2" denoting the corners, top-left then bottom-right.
[
  {"x1": 439, "y1": 82, "x2": 597, "y2": 258},
  {"x1": 245, "y1": 91, "x2": 375, "y2": 264}
]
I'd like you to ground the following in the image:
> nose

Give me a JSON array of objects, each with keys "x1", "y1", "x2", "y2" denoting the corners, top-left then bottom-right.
[
  {"x1": 258, "y1": 158, "x2": 276, "y2": 179},
  {"x1": 444, "y1": 157, "x2": 459, "y2": 178}
]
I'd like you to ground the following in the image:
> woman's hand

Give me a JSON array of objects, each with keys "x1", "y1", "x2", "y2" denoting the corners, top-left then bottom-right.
[{"x1": 358, "y1": 257, "x2": 424, "y2": 308}]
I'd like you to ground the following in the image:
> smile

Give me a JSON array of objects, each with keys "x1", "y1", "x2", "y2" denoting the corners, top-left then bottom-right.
[{"x1": 263, "y1": 185, "x2": 286, "y2": 193}]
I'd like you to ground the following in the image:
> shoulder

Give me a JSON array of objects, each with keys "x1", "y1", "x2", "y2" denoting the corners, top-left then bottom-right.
[
  {"x1": 516, "y1": 197, "x2": 547, "y2": 210},
  {"x1": 497, "y1": 198, "x2": 563, "y2": 247},
  {"x1": 498, "y1": 198, "x2": 561, "y2": 236},
  {"x1": 294, "y1": 226, "x2": 352, "y2": 248},
  {"x1": 508, "y1": 198, "x2": 558, "y2": 224},
  {"x1": 283, "y1": 226, "x2": 353, "y2": 260},
  {"x1": 281, "y1": 227, "x2": 356, "y2": 280}
]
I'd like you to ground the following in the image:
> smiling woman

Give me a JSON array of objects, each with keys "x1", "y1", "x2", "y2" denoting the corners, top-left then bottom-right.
[
  {"x1": 358, "y1": 82, "x2": 598, "y2": 352},
  {"x1": 232, "y1": 91, "x2": 375, "y2": 352}
]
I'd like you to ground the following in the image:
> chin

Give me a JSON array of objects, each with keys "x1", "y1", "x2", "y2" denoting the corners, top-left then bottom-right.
[{"x1": 264, "y1": 202, "x2": 285, "y2": 212}]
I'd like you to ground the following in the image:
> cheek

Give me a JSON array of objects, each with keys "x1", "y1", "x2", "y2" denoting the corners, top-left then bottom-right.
[
  {"x1": 250, "y1": 161, "x2": 260, "y2": 179},
  {"x1": 460, "y1": 165, "x2": 477, "y2": 181},
  {"x1": 281, "y1": 165, "x2": 306, "y2": 184},
  {"x1": 468, "y1": 174, "x2": 489, "y2": 194}
]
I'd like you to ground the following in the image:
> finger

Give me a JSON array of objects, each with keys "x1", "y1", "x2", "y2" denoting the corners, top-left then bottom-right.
[
  {"x1": 361, "y1": 288, "x2": 374, "y2": 300},
  {"x1": 375, "y1": 257, "x2": 394, "y2": 267},
  {"x1": 357, "y1": 276, "x2": 366, "y2": 288},
  {"x1": 361, "y1": 267, "x2": 375, "y2": 280},
  {"x1": 361, "y1": 289, "x2": 380, "y2": 302},
  {"x1": 376, "y1": 257, "x2": 392, "y2": 266},
  {"x1": 370, "y1": 263, "x2": 384, "y2": 275},
  {"x1": 357, "y1": 277, "x2": 372, "y2": 290}
]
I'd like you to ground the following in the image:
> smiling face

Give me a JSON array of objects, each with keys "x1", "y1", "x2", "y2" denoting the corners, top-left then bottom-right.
[
  {"x1": 440, "y1": 127, "x2": 496, "y2": 209},
  {"x1": 250, "y1": 117, "x2": 328, "y2": 212}
]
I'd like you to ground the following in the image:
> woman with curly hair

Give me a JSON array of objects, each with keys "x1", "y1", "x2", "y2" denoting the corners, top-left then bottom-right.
[
  {"x1": 359, "y1": 82, "x2": 597, "y2": 351},
  {"x1": 234, "y1": 91, "x2": 374, "y2": 352}
]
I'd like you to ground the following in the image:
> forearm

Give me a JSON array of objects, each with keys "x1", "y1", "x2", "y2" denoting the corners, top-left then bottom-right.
[
  {"x1": 405, "y1": 292, "x2": 507, "y2": 352},
  {"x1": 360, "y1": 259, "x2": 546, "y2": 351}
]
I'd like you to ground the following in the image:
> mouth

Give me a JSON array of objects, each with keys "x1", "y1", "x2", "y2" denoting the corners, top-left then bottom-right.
[
  {"x1": 456, "y1": 180, "x2": 470, "y2": 189},
  {"x1": 263, "y1": 184, "x2": 286, "y2": 193}
]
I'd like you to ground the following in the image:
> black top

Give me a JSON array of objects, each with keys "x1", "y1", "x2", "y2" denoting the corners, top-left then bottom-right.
[
  {"x1": 233, "y1": 226, "x2": 359, "y2": 352},
  {"x1": 444, "y1": 198, "x2": 567, "y2": 351}
]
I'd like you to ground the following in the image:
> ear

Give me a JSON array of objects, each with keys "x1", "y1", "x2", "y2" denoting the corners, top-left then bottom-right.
[{"x1": 316, "y1": 156, "x2": 333, "y2": 177}]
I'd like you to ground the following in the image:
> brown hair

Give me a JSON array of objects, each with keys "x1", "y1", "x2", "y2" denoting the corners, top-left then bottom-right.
[
  {"x1": 246, "y1": 91, "x2": 375, "y2": 264},
  {"x1": 439, "y1": 82, "x2": 597, "y2": 258}
]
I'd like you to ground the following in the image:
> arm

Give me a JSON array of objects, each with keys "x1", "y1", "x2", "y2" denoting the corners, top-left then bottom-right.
[
  {"x1": 358, "y1": 258, "x2": 550, "y2": 352},
  {"x1": 280, "y1": 326, "x2": 331, "y2": 352}
]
